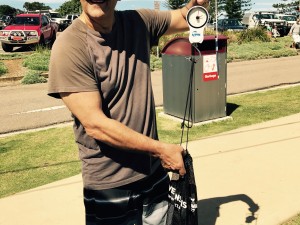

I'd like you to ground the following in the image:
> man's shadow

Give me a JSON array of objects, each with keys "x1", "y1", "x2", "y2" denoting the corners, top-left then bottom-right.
[{"x1": 197, "y1": 194, "x2": 259, "y2": 225}]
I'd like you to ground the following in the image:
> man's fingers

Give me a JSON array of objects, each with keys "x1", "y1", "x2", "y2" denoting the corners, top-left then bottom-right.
[{"x1": 179, "y1": 167, "x2": 186, "y2": 176}]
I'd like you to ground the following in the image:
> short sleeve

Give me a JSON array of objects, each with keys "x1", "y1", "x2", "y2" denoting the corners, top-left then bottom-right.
[{"x1": 48, "y1": 24, "x2": 98, "y2": 99}]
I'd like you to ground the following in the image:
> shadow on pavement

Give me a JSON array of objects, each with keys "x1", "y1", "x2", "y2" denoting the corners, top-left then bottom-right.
[{"x1": 198, "y1": 194, "x2": 259, "y2": 225}]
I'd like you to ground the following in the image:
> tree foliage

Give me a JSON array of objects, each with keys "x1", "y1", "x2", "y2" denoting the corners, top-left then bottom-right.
[
  {"x1": 272, "y1": 0, "x2": 300, "y2": 14},
  {"x1": 0, "y1": 5, "x2": 17, "y2": 16},
  {"x1": 208, "y1": 0, "x2": 225, "y2": 22},
  {"x1": 224, "y1": 0, "x2": 252, "y2": 20},
  {"x1": 214, "y1": 0, "x2": 252, "y2": 20},
  {"x1": 164, "y1": 0, "x2": 188, "y2": 10},
  {"x1": 23, "y1": 2, "x2": 51, "y2": 11},
  {"x1": 58, "y1": 0, "x2": 82, "y2": 16},
  {"x1": 164, "y1": 0, "x2": 252, "y2": 21}
]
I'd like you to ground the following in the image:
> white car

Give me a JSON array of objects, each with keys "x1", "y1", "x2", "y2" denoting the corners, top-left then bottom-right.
[
  {"x1": 49, "y1": 12, "x2": 70, "y2": 31},
  {"x1": 242, "y1": 12, "x2": 287, "y2": 36},
  {"x1": 65, "y1": 14, "x2": 79, "y2": 24},
  {"x1": 275, "y1": 14, "x2": 297, "y2": 35}
]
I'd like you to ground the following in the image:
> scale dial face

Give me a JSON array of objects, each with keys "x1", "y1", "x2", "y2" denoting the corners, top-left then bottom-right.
[{"x1": 187, "y1": 6, "x2": 209, "y2": 29}]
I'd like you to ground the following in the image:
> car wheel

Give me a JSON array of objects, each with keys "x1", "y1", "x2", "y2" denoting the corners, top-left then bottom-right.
[
  {"x1": 38, "y1": 35, "x2": 45, "y2": 47},
  {"x1": 1, "y1": 42, "x2": 13, "y2": 52},
  {"x1": 50, "y1": 32, "x2": 56, "y2": 48}
]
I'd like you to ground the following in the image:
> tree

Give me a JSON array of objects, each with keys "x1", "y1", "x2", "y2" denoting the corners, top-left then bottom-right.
[
  {"x1": 223, "y1": 0, "x2": 252, "y2": 20},
  {"x1": 208, "y1": 0, "x2": 226, "y2": 22},
  {"x1": 0, "y1": 5, "x2": 17, "y2": 16},
  {"x1": 23, "y1": 2, "x2": 30, "y2": 11},
  {"x1": 164, "y1": 0, "x2": 252, "y2": 22},
  {"x1": 224, "y1": 0, "x2": 242, "y2": 19},
  {"x1": 273, "y1": 0, "x2": 300, "y2": 14},
  {"x1": 164, "y1": 0, "x2": 188, "y2": 10},
  {"x1": 58, "y1": 0, "x2": 82, "y2": 15},
  {"x1": 23, "y1": 1, "x2": 51, "y2": 11}
]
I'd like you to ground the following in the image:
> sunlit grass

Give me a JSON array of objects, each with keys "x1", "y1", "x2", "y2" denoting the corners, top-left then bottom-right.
[{"x1": 0, "y1": 61, "x2": 8, "y2": 76}]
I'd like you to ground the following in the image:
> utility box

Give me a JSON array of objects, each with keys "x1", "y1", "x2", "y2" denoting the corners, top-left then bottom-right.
[{"x1": 161, "y1": 35, "x2": 227, "y2": 123}]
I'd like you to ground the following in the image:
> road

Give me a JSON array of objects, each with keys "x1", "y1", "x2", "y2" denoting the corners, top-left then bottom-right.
[
  {"x1": 226, "y1": 55, "x2": 300, "y2": 94},
  {"x1": 0, "y1": 83, "x2": 72, "y2": 134},
  {"x1": 1, "y1": 55, "x2": 300, "y2": 135}
]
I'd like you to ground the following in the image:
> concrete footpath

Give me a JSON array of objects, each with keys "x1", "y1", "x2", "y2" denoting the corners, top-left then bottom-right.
[{"x1": 0, "y1": 113, "x2": 299, "y2": 225}]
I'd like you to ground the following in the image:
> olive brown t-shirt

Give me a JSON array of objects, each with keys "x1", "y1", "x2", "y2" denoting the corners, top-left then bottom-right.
[{"x1": 48, "y1": 9, "x2": 171, "y2": 190}]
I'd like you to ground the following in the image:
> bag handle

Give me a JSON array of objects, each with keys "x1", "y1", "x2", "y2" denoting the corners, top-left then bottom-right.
[{"x1": 180, "y1": 44, "x2": 199, "y2": 150}]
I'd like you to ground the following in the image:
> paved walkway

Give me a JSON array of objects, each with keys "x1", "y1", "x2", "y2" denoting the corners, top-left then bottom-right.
[{"x1": 0, "y1": 113, "x2": 299, "y2": 225}]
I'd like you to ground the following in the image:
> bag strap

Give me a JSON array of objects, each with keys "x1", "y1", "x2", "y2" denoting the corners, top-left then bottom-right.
[{"x1": 180, "y1": 44, "x2": 199, "y2": 150}]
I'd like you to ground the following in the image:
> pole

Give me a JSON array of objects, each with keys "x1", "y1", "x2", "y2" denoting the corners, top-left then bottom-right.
[
  {"x1": 154, "y1": 0, "x2": 160, "y2": 57},
  {"x1": 215, "y1": 0, "x2": 219, "y2": 53}
]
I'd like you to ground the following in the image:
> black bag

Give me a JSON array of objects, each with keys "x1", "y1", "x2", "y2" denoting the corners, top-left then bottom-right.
[
  {"x1": 166, "y1": 54, "x2": 198, "y2": 225},
  {"x1": 166, "y1": 150, "x2": 198, "y2": 225}
]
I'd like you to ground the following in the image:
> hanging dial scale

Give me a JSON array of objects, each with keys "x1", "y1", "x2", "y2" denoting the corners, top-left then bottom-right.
[{"x1": 186, "y1": 6, "x2": 209, "y2": 43}]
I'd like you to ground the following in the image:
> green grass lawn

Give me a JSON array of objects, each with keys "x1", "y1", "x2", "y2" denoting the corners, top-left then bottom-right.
[
  {"x1": 1, "y1": 85, "x2": 300, "y2": 199},
  {"x1": 282, "y1": 214, "x2": 300, "y2": 225},
  {"x1": 0, "y1": 128, "x2": 80, "y2": 198},
  {"x1": 0, "y1": 61, "x2": 8, "y2": 76}
]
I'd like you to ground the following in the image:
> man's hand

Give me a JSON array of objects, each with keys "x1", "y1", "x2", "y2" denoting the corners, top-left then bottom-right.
[
  {"x1": 190, "y1": 0, "x2": 210, "y2": 8},
  {"x1": 158, "y1": 144, "x2": 186, "y2": 176},
  {"x1": 166, "y1": 0, "x2": 211, "y2": 35}
]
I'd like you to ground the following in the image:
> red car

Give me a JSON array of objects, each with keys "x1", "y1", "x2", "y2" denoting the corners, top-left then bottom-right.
[{"x1": 0, "y1": 13, "x2": 58, "y2": 52}]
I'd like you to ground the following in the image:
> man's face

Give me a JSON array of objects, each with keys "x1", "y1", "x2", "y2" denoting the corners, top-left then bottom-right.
[{"x1": 80, "y1": 0, "x2": 118, "y2": 19}]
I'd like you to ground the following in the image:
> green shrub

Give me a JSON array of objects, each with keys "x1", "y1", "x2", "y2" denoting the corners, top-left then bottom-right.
[
  {"x1": 0, "y1": 61, "x2": 8, "y2": 76},
  {"x1": 205, "y1": 27, "x2": 216, "y2": 35},
  {"x1": 238, "y1": 27, "x2": 271, "y2": 43},
  {"x1": 21, "y1": 70, "x2": 47, "y2": 85},
  {"x1": 150, "y1": 55, "x2": 162, "y2": 71},
  {"x1": 34, "y1": 45, "x2": 50, "y2": 53},
  {"x1": 207, "y1": 29, "x2": 270, "y2": 45},
  {"x1": 227, "y1": 38, "x2": 297, "y2": 62},
  {"x1": 206, "y1": 29, "x2": 249, "y2": 45},
  {"x1": 222, "y1": 31, "x2": 241, "y2": 44},
  {"x1": 23, "y1": 48, "x2": 51, "y2": 71}
]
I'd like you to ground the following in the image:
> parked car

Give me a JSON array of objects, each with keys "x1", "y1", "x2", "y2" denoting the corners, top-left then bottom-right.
[
  {"x1": 242, "y1": 12, "x2": 288, "y2": 36},
  {"x1": 1, "y1": 15, "x2": 12, "y2": 23},
  {"x1": 0, "y1": 20, "x2": 5, "y2": 30},
  {"x1": 0, "y1": 13, "x2": 58, "y2": 52},
  {"x1": 0, "y1": 15, "x2": 12, "y2": 30},
  {"x1": 25, "y1": 10, "x2": 70, "y2": 31},
  {"x1": 49, "y1": 12, "x2": 70, "y2": 31},
  {"x1": 275, "y1": 14, "x2": 297, "y2": 35},
  {"x1": 216, "y1": 19, "x2": 246, "y2": 32},
  {"x1": 65, "y1": 14, "x2": 79, "y2": 24}
]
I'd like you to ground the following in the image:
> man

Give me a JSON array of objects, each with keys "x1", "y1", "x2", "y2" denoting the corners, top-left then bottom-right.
[
  {"x1": 48, "y1": 0, "x2": 210, "y2": 224},
  {"x1": 289, "y1": 18, "x2": 300, "y2": 48}
]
